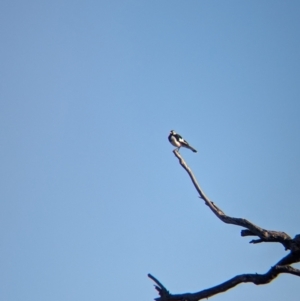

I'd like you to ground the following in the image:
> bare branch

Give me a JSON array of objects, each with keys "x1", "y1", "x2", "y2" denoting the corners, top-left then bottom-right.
[
  {"x1": 148, "y1": 274, "x2": 170, "y2": 300},
  {"x1": 172, "y1": 150, "x2": 297, "y2": 251},
  {"x1": 149, "y1": 265, "x2": 300, "y2": 301},
  {"x1": 276, "y1": 251, "x2": 300, "y2": 266},
  {"x1": 149, "y1": 150, "x2": 300, "y2": 300}
]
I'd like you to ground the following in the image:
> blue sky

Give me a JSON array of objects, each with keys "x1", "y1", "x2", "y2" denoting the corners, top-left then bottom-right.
[{"x1": 1, "y1": 1, "x2": 299, "y2": 300}]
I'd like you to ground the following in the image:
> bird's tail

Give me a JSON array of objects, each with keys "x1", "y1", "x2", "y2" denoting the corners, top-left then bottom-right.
[{"x1": 188, "y1": 145, "x2": 197, "y2": 153}]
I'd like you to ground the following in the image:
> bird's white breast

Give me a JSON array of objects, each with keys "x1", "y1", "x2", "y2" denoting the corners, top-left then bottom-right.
[{"x1": 170, "y1": 135, "x2": 181, "y2": 147}]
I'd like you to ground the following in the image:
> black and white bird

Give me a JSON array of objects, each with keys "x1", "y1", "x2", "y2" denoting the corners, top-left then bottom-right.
[{"x1": 168, "y1": 130, "x2": 197, "y2": 153}]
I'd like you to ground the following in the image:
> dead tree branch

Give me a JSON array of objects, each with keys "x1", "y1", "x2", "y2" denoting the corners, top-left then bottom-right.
[
  {"x1": 149, "y1": 150, "x2": 300, "y2": 300},
  {"x1": 172, "y1": 150, "x2": 299, "y2": 253},
  {"x1": 149, "y1": 265, "x2": 300, "y2": 301}
]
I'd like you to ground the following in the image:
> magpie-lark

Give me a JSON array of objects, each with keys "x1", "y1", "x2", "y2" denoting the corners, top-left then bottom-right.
[{"x1": 168, "y1": 130, "x2": 197, "y2": 153}]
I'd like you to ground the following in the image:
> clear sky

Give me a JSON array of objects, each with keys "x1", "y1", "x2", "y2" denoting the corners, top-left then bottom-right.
[{"x1": 1, "y1": 1, "x2": 299, "y2": 300}]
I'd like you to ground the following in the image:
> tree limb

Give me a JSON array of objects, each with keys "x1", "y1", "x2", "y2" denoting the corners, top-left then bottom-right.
[
  {"x1": 149, "y1": 150, "x2": 300, "y2": 300},
  {"x1": 149, "y1": 265, "x2": 300, "y2": 301},
  {"x1": 172, "y1": 150, "x2": 298, "y2": 252}
]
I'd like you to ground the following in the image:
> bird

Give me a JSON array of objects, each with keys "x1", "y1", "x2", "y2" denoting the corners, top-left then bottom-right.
[{"x1": 168, "y1": 130, "x2": 197, "y2": 153}]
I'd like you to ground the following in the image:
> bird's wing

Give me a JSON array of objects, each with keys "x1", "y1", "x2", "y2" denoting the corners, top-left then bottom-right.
[
  {"x1": 175, "y1": 133, "x2": 190, "y2": 146},
  {"x1": 174, "y1": 133, "x2": 184, "y2": 141},
  {"x1": 181, "y1": 139, "x2": 190, "y2": 147},
  {"x1": 173, "y1": 132, "x2": 197, "y2": 152}
]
